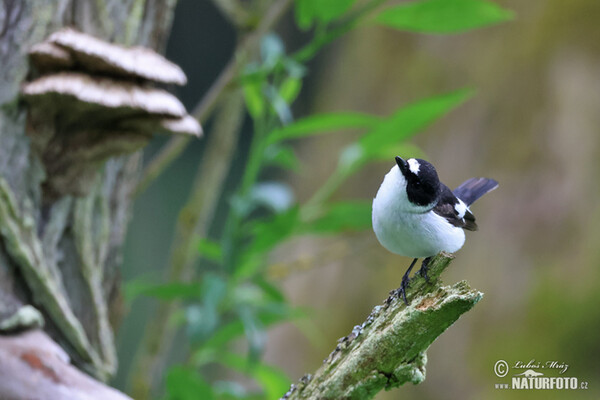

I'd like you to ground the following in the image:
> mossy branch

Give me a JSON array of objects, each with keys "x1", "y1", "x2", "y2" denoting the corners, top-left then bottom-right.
[{"x1": 282, "y1": 252, "x2": 482, "y2": 400}]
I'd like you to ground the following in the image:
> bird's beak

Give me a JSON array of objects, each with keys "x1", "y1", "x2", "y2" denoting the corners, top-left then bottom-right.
[{"x1": 395, "y1": 156, "x2": 408, "y2": 175}]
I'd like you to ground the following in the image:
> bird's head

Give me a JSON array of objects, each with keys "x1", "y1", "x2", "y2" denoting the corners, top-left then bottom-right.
[{"x1": 393, "y1": 156, "x2": 441, "y2": 210}]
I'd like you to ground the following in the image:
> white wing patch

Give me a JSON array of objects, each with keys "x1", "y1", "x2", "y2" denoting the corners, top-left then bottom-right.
[
  {"x1": 407, "y1": 158, "x2": 420, "y2": 175},
  {"x1": 454, "y1": 199, "x2": 468, "y2": 219}
]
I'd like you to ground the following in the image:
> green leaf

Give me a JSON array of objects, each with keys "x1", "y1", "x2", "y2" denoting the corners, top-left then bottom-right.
[
  {"x1": 366, "y1": 142, "x2": 425, "y2": 163},
  {"x1": 194, "y1": 321, "x2": 245, "y2": 359},
  {"x1": 295, "y1": 91, "x2": 469, "y2": 207},
  {"x1": 313, "y1": 0, "x2": 357, "y2": 24},
  {"x1": 254, "y1": 277, "x2": 286, "y2": 303},
  {"x1": 294, "y1": 0, "x2": 315, "y2": 30},
  {"x1": 166, "y1": 366, "x2": 214, "y2": 400},
  {"x1": 303, "y1": 200, "x2": 372, "y2": 233},
  {"x1": 359, "y1": 88, "x2": 474, "y2": 157},
  {"x1": 219, "y1": 353, "x2": 291, "y2": 400},
  {"x1": 253, "y1": 363, "x2": 292, "y2": 400},
  {"x1": 237, "y1": 305, "x2": 266, "y2": 361},
  {"x1": 263, "y1": 144, "x2": 301, "y2": 172},
  {"x1": 265, "y1": 84, "x2": 293, "y2": 124},
  {"x1": 339, "y1": 142, "x2": 426, "y2": 176},
  {"x1": 198, "y1": 238, "x2": 223, "y2": 263},
  {"x1": 243, "y1": 81, "x2": 265, "y2": 119},
  {"x1": 294, "y1": 0, "x2": 356, "y2": 29},
  {"x1": 186, "y1": 274, "x2": 227, "y2": 342},
  {"x1": 266, "y1": 112, "x2": 380, "y2": 145},
  {"x1": 327, "y1": 90, "x2": 470, "y2": 189},
  {"x1": 235, "y1": 207, "x2": 300, "y2": 279},
  {"x1": 193, "y1": 304, "x2": 297, "y2": 362},
  {"x1": 124, "y1": 280, "x2": 203, "y2": 301},
  {"x1": 279, "y1": 77, "x2": 302, "y2": 104},
  {"x1": 202, "y1": 274, "x2": 228, "y2": 308},
  {"x1": 374, "y1": 0, "x2": 514, "y2": 34},
  {"x1": 244, "y1": 207, "x2": 300, "y2": 257}
]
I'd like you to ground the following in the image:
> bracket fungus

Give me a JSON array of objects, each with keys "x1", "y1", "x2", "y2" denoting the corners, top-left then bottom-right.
[{"x1": 22, "y1": 28, "x2": 201, "y2": 198}]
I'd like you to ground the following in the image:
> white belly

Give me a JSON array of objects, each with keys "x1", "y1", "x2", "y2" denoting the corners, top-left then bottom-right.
[{"x1": 372, "y1": 197, "x2": 465, "y2": 258}]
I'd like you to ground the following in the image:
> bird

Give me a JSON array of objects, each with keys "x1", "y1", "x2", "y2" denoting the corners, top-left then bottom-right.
[{"x1": 372, "y1": 156, "x2": 498, "y2": 305}]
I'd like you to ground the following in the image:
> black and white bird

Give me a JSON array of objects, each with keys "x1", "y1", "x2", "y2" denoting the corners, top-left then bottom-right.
[{"x1": 372, "y1": 156, "x2": 498, "y2": 304}]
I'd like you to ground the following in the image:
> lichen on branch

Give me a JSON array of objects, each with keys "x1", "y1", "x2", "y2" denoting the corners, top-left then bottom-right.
[{"x1": 283, "y1": 252, "x2": 483, "y2": 400}]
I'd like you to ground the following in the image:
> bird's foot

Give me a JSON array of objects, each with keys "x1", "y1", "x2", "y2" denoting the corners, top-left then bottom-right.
[
  {"x1": 418, "y1": 257, "x2": 432, "y2": 282},
  {"x1": 390, "y1": 275, "x2": 411, "y2": 305},
  {"x1": 398, "y1": 273, "x2": 411, "y2": 305},
  {"x1": 391, "y1": 258, "x2": 418, "y2": 306}
]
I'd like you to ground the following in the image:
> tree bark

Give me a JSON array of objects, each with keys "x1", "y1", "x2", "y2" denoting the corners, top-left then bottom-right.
[
  {"x1": 0, "y1": 0, "x2": 178, "y2": 397},
  {"x1": 282, "y1": 253, "x2": 483, "y2": 400}
]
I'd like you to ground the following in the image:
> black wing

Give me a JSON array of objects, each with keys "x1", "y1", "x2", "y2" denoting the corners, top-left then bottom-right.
[
  {"x1": 453, "y1": 177, "x2": 498, "y2": 206},
  {"x1": 433, "y1": 184, "x2": 477, "y2": 231}
]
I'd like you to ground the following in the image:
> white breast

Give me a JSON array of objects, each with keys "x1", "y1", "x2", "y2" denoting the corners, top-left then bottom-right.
[{"x1": 372, "y1": 166, "x2": 465, "y2": 258}]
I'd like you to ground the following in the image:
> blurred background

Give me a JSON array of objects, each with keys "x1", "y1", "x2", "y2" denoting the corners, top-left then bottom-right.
[{"x1": 116, "y1": 0, "x2": 600, "y2": 399}]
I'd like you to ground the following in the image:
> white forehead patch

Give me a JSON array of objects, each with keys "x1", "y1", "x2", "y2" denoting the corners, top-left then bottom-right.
[
  {"x1": 455, "y1": 199, "x2": 468, "y2": 219},
  {"x1": 407, "y1": 158, "x2": 420, "y2": 175}
]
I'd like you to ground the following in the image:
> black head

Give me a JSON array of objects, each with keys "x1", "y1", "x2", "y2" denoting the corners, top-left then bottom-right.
[{"x1": 395, "y1": 156, "x2": 441, "y2": 206}]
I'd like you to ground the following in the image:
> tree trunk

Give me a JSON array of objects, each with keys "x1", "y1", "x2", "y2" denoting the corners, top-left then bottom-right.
[{"x1": 0, "y1": 0, "x2": 178, "y2": 397}]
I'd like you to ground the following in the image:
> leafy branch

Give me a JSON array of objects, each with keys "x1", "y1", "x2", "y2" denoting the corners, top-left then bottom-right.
[{"x1": 134, "y1": 0, "x2": 294, "y2": 196}]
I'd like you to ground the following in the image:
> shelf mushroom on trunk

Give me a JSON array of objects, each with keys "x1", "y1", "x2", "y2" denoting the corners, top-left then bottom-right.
[
  {"x1": 0, "y1": 27, "x2": 201, "y2": 384},
  {"x1": 22, "y1": 28, "x2": 201, "y2": 198}
]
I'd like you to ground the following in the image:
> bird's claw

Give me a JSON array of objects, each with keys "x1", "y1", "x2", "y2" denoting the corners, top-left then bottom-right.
[
  {"x1": 417, "y1": 257, "x2": 431, "y2": 282},
  {"x1": 396, "y1": 258, "x2": 418, "y2": 306},
  {"x1": 399, "y1": 274, "x2": 410, "y2": 305}
]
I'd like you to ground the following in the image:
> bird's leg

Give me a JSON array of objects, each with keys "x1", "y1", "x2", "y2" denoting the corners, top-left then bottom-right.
[
  {"x1": 418, "y1": 257, "x2": 432, "y2": 282},
  {"x1": 397, "y1": 258, "x2": 418, "y2": 305}
]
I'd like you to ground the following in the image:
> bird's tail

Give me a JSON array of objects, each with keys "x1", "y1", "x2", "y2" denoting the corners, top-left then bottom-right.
[{"x1": 453, "y1": 177, "x2": 498, "y2": 206}]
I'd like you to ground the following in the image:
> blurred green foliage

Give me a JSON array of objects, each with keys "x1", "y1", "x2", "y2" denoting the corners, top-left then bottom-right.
[
  {"x1": 375, "y1": 0, "x2": 513, "y2": 33},
  {"x1": 126, "y1": 0, "x2": 512, "y2": 398}
]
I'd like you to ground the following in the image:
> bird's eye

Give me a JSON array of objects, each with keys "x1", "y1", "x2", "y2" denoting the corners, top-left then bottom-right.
[{"x1": 414, "y1": 181, "x2": 421, "y2": 187}]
